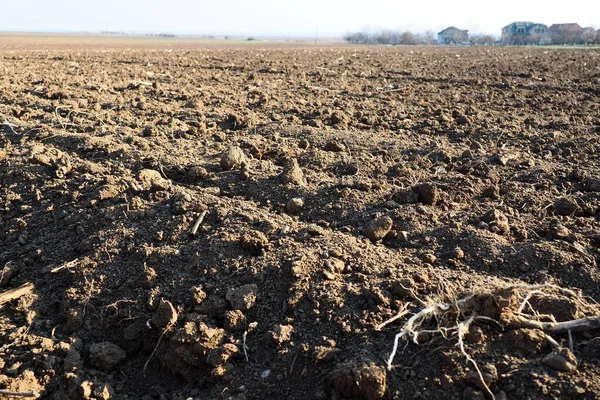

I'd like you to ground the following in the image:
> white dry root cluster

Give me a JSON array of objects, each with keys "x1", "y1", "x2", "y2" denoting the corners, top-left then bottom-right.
[{"x1": 381, "y1": 283, "x2": 600, "y2": 398}]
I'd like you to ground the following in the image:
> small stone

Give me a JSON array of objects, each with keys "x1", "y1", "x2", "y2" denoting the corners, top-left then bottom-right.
[
  {"x1": 89, "y1": 342, "x2": 127, "y2": 371},
  {"x1": 279, "y1": 158, "x2": 307, "y2": 186},
  {"x1": 93, "y1": 383, "x2": 115, "y2": 400},
  {"x1": 453, "y1": 247, "x2": 465, "y2": 259},
  {"x1": 151, "y1": 299, "x2": 178, "y2": 328},
  {"x1": 226, "y1": 284, "x2": 258, "y2": 311},
  {"x1": 413, "y1": 183, "x2": 439, "y2": 206},
  {"x1": 220, "y1": 146, "x2": 247, "y2": 171},
  {"x1": 298, "y1": 138, "x2": 310, "y2": 149},
  {"x1": 551, "y1": 224, "x2": 571, "y2": 240},
  {"x1": 495, "y1": 151, "x2": 520, "y2": 166},
  {"x1": 240, "y1": 231, "x2": 269, "y2": 253},
  {"x1": 543, "y1": 348, "x2": 577, "y2": 372},
  {"x1": 286, "y1": 197, "x2": 304, "y2": 213},
  {"x1": 363, "y1": 216, "x2": 393, "y2": 242},
  {"x1": 324, "y1": 258, "x2": 345, "y2": 274},
  {"x1": 422, "y1": 253, "x2": 437, "y2": 264},
  {"x1": 267, "y1": 324, "x2": 294, "y2": 346}
]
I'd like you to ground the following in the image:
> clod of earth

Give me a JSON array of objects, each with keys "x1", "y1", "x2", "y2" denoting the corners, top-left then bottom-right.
[
  {"x1": 220, "y1": 145, "x2": 247, "y2": 171},
  {"x1": 363, "y1": 215, "x2": 393, "y2": 241},
  {"x1": 93, "y1": 383, "x2": 115, "y2": 400},
  {"x1": 88, "y1": 342, "x2": 127, "y2": 371},
  {"x1": 465, "y1": 363, "x2": 498, "y2": 391},
  {"x1": 554, "y1": 197, "x2": 582, "y2": 216},
  {"x1": 331, "y1": 361, "x2": 387, "y2": 400},
  {"x1": 226, "y1": 284, "x2": 258, "y2": 311},
  {"x1": 324, "y1": 140, "x2": 346, "y2": 152},
  {"x1": 267, "y1": 324, "x2": 294, "y2": 346},
  {"x1": 151, "y1": 299, "x2": 178, "y2": 328},
  {"x1": 279, "y1": 158, "x2": 307, "y2": 186},
  {"x1": 240, "y1": 230, "x2": 269, "y2": 253},
  {"x1": 413, "y1": 183, "x2": 439, "y2": 205},
  {"x1": 138, "y1": 169, "x2": 170, "y2": 192}
]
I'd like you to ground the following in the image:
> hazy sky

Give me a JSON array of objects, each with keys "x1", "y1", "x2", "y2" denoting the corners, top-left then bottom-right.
[{"x1": 2, "y1": 0, "x2": 599, "y2": 37}]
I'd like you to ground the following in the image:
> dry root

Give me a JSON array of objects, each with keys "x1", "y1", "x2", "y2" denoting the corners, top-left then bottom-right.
[{"x1": 382, "y1": 283, "x2": 600, "y2": 399}]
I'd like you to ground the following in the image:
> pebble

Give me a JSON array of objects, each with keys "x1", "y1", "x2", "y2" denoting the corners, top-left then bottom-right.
[
  {"x1": 363, "y1": 216, "x2": 393, "y2": 241},
  {"x1": 286, "y1": 197, "x2": 304, "y2": 213},
  {"x1": 543, "y1": 348, "x2": 577, "y2": 372}
]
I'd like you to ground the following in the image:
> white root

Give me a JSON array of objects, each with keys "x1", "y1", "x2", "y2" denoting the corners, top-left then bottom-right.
[
  {"x1": 383, "y1": 281, "x2": 600, "y2": 397},
  {"x1": 191, "y1": 210, "x2": 208, "y2": 237}
]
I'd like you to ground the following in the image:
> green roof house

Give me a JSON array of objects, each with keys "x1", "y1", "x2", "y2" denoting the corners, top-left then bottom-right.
[{"x1": 501, "y1": 22, "x2": 551, "y2": 45}]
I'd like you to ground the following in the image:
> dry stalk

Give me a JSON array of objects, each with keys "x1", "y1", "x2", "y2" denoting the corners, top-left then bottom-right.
[
  {"x1": 143, "y1": 322, "x2": 174, "y2": 375},
  {"x1": 191, "y1": 210, "x2": 208, "y2": 237},
  {"x1": 0, "y1": 390, "x2": 36, "y2": 398}
]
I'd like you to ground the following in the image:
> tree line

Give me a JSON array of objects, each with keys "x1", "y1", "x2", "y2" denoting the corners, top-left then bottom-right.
[{"x1": 343, "y1": 28, "x2": 600, "y2": 45}]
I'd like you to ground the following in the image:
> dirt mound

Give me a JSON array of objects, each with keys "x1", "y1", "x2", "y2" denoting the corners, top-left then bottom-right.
[{"x1": 1, "y1": 39, "x2": 600, "y2": 399}]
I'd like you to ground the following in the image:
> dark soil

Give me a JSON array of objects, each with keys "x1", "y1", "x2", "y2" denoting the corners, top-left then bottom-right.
[{"x1": 1, "y1": 37, "x2": 600, "y2": 400}]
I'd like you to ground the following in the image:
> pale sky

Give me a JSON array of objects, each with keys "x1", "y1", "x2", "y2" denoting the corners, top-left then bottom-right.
[{"x1": 1, "y1": 0, "x2": 599, "y2": 37}]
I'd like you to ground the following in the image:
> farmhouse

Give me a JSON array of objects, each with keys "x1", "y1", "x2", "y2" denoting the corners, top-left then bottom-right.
[
  {"x1": 549, "y1": 23, "x2": 583, "y2": 44},
  {"x1": 501, "y1": 22, "x2": 550, "y2": 45},
  {"x1": 437, "y1": 27, "x2": 469, "y2": 44}
]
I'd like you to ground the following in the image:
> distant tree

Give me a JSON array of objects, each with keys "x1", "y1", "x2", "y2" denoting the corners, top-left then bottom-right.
[
  {"x1": 471, "y1": 34, "x2": 495, "y2": 45},
  {"x1": 423, "y1": 30, "x2": 436, "y2": 45},
  {"x1": 400, "y1": 31, "x2": 417, "y2": 45}
]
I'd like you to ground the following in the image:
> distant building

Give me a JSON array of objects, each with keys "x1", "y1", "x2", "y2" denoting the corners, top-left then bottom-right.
[
  {"x1": 501, "y1": 22, "x2": 550, "y2": 45},
  {"x1": 437, "y1": 27, "x2": 469, "y2": 45},
  {"x1": 583, "y1": 27, "x2": 598, "y2": 44},
  {"x1": 549, "y1": 23, "x2": 584, "y2": 44}
]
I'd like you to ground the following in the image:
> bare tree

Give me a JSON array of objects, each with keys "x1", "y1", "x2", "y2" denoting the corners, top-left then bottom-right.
[
  {"x1": 423, "y1": 30, "x2": 436, "y2": 45},
  {"x1": 471, "y1": 34, "x2": 495, "y2": 46}
]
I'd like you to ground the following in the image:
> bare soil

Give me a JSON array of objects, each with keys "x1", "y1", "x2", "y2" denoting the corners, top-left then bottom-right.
[{"x1": 1, "y1": 37, "x2": 600, "y2": 400}]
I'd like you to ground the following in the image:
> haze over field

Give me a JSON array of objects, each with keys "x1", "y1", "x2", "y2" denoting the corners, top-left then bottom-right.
[{"x1": 2, "y1": 0, "x2": 600, "y2": 37}]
